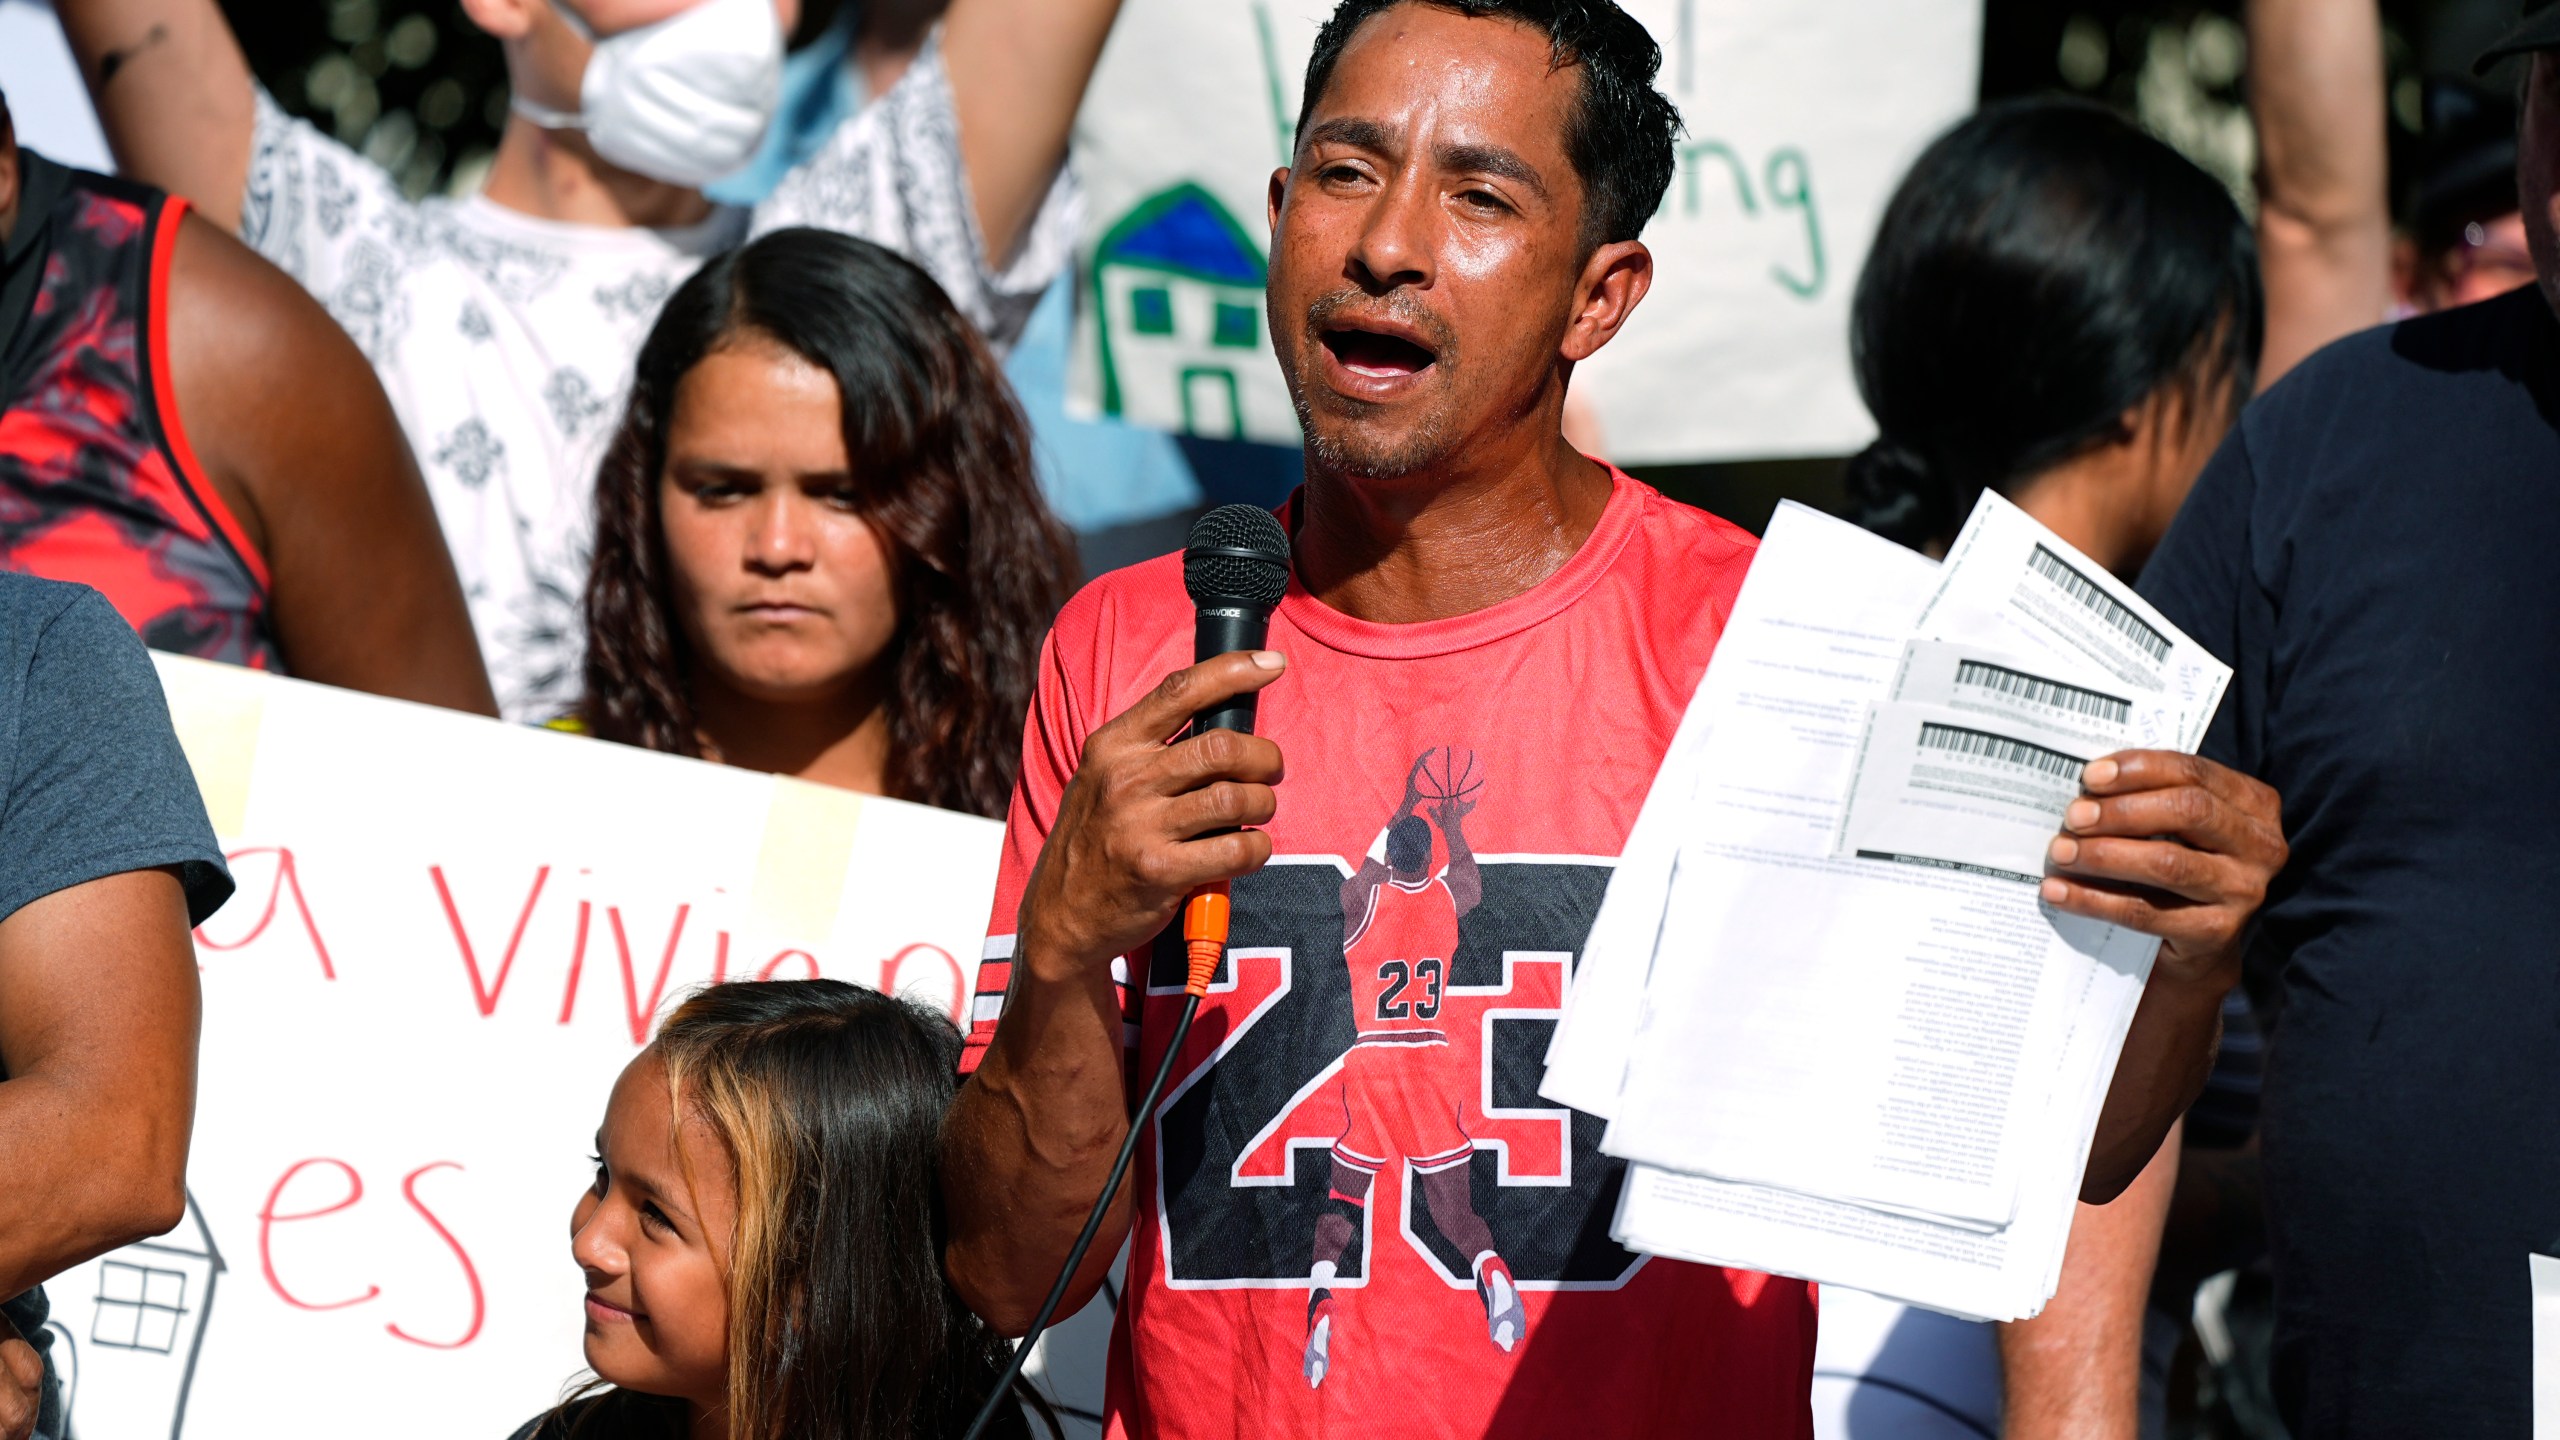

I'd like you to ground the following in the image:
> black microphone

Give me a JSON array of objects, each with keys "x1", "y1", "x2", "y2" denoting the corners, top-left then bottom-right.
[{"x1": 1183, "y1": 504, "x2": 1292, "y2": 737}]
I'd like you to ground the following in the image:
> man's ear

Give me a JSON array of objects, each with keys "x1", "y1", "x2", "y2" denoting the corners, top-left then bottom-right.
[
  {"x1": 1559, "y1": 240, "x2": 1653, "y2": 364},
  {"x1": 459, "y1": 0, "x2": 544, "y2": 43},
  {"x1": 1267, "y1": 166, "x2": 1290, "y2": 234}
]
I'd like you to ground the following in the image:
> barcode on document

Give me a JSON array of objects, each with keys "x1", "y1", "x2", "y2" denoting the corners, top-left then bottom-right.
[
  {"x1": 1953, "y1": 660, "x2": 2131, "y2": 725},
  {"x1": 1919, "y1": 722, "x2": 2086, "y2": 782},
  {"x1": 2027, "y1": 545, "x2": 2169, "y2": 662}
]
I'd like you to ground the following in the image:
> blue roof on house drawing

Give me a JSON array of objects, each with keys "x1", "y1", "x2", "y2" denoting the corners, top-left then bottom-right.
[{"x1": 1096, "y1": 183, "x2": 1266, "y2": 287}]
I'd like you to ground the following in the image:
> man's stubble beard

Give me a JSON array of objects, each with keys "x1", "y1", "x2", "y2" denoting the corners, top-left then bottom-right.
[
  {"x1": 1288, "y1": 286, "x2": 1467, "y2": 482},
  {"x1": 1293, "y1": 387, "x2": 1463, "y2": 483}
]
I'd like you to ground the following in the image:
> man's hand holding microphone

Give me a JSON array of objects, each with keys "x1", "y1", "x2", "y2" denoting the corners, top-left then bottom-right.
[
  {"x1": 1008, "y1": 650, "x2": 1286, "y2": 998},
  {"x1": 944, "y1": 507, "x2": 1295, "y2": 1347}
]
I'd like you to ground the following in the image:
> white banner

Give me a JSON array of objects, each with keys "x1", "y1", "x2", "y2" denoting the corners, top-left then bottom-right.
[
  {"x1": 1065, "y1": 0, "x2": 1981, "y2": 464},
  {"x1": 38, "y1": 657, "x2": 1013, "y2": 1439}
]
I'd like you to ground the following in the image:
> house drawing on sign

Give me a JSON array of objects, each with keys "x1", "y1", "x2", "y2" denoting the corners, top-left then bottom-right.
[
  {"x1": 1090, "y1": 182, "x2": 1296, "y2": 443},
  {"x1": 45, "y1": 1188, "x2": 223, "y2": 1439}
]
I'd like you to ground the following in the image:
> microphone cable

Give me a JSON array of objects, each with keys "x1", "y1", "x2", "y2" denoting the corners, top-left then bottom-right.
[{"x1": 958, "y1": 886, "x2": 1230, "y2": 1440}]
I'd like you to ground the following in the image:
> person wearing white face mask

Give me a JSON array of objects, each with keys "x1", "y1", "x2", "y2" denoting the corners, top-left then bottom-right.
[
  {"x1": 511, "y1": 0, "x2": 788, "y2": 189},
  {"x1": 50, "y1": 0, "x2": 1116, "y2": 722}
]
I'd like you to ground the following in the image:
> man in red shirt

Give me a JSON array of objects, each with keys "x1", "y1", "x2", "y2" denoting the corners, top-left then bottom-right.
[{"x1": 944, "y1": 2, "x2": 2285, "y2": 1434}]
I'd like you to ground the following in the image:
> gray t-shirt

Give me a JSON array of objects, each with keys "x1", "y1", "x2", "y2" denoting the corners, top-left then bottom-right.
[{"x1": 0, "y1": 574, "x2": 232, "y2": 1437}]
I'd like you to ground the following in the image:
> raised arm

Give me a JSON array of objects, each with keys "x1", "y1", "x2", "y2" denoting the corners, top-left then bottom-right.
[
  {"x1": 1339, "y1": 860, "x2": 1383, "y2": 934},
  {"x1": 1434, "y1": 793, "x2": 1480, "y2": 918},
  {"x1": 51, "y1": 0, "x2": 257, "y2": 229},
  {"x1": 168, "y1": 213, "x2": 498, "y2": 714},
  {"x1": 2250, "y1": 0, "x2": 2392, "y2": 387},
  {"x1": 1341, "y1": 752, "x2": 1434, "y2": 927},
  {"x1": 940, "y1": 0, "x2": 1123, "y2": 263}
]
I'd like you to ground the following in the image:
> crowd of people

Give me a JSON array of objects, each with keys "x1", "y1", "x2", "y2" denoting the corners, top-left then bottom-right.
[{"x1": 0, "y1": 0, "x2": 2549, "y2": 1436}]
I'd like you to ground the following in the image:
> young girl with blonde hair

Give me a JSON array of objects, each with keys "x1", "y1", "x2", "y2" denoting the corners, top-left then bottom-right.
[{"x1": 511, "y1": 981, "x2": 1046, "y2": 1439}]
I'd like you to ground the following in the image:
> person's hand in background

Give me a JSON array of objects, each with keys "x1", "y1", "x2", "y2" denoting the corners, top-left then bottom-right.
[{"x1": 0, "y1": 1307, "x2": 40, "y2": 1440}]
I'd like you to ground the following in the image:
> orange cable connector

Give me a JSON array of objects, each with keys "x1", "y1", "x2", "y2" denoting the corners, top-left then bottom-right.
[{"x1": 1181, "y1": 884, "x2": 1230, "y2": 998}]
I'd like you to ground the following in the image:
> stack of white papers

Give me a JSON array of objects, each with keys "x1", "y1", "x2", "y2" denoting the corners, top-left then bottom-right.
[{"x1": 1544, "y1": 495, "x2": 2230, "y2": 1322}]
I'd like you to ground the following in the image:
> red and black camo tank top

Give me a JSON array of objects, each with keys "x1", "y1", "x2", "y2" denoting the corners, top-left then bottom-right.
[{"x1": 0, "y1": 154, "x2": 276, "y2": 670}]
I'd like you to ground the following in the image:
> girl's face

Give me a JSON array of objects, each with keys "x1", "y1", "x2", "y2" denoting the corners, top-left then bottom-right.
[
  {"x1": 659, "y1": 339, "x2": 901, "y2": 708},
  {"x1": 572, "y1": 1052, "x2": 734, "y2": 1408}
]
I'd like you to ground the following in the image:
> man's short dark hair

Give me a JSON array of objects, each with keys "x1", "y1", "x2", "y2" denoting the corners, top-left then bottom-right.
[
  {"x1": 1388, "y1": 815, "x2": 1434, "y2": 874},
  {"x1": 1296, "y1": 0, "x2": 1682, "y2": 248}
]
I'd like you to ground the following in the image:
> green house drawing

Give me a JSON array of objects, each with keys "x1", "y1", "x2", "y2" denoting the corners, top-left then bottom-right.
[{"x1": 1091, "y1": 183, "x2": 1290, "y2": 441}]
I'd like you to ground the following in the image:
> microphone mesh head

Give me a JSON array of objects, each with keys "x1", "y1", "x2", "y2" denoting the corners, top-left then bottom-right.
[{"x1": 1184, "y1": 504, "x2": 1291, "y2": 608}]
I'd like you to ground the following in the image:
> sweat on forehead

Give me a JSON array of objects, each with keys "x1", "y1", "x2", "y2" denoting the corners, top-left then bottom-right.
[
  {"x1": 1291, "y1": 0, "x2": 1683, "y2": 248},
  {"x1": 1299, "y1": 0, "x2": 1581, "y2": 113}
]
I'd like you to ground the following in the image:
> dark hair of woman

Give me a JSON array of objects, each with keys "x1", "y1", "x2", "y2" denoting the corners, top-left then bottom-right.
[
  {"x1": 538, "y1": 980, "x2": 1049, "y2": 1440},
  {"x1": 583, "y1": 227, "x2": 1075, "y2": 819},
  {"x1": 1843, "y1": 97, "x2": 2265, "y2": 553}
]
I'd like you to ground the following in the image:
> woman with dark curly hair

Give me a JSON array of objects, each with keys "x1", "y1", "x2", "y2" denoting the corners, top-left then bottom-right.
[{"x1": 580, "y1": 227, "x2": 1075, "y2": 818}]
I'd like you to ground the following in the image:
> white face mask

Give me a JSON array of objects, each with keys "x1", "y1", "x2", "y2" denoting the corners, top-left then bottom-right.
[{"x1": 512, "y1": 0, "x2": 783, "y2": 188}]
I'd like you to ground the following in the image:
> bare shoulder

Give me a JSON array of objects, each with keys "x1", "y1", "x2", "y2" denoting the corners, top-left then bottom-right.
[
  {"x1": 161, "y1": 207, "x2": 404, "y2": 539},
  {"x1": 164, "y1": 208, "x2": 364, "y2": 382}
]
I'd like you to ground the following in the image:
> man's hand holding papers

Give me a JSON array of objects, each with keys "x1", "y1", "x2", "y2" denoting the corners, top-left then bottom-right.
[
  {"x1": 1545, "y1": 494, "x2": 2284, "y2": 1323},
  {"x1": 2049, "y1": 749, "x2": 2284, "y2": 1199},
  {"x1": 2043, "y1": 751, "x2": 2284, "y2": 985}
]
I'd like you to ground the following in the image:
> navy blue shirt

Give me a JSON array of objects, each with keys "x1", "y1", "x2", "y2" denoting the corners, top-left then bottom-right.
[
  {"x1": 0, "y1": 574, "x2": 230, "y2": 1437},
  {"x1": 2140, "y1": 284, "x2": 2560, "y2": 1438}
]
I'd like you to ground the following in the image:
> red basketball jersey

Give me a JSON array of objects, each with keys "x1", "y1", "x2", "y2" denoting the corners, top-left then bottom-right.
[
  {"x1": 0, "y1": 156, "x2": 276, "y2": 668},
  {"x1": 963, "y1": 472, "x2": 1815, "y2": 1439},
  {"x1": 1343, "y1": 876, "x2": 1457, "y2": 1043}
]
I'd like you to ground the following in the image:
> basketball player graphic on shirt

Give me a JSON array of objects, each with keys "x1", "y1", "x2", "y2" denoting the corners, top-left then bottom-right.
[{"x1": 1303, "y1": 748, "x2": 1523, "y2": 1389}]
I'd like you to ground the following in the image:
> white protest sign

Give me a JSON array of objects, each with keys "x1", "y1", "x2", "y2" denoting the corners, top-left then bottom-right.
[
  {"x1": 38, "y1": 656, "x2": 1006, "y2": 1440},
  {"x1": 1065, "y1": 0, "x2": 1981, "y2": 464},
  {"x1": 2537, "y1": 1253, "x2": 2560, "y2": 1439}
]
